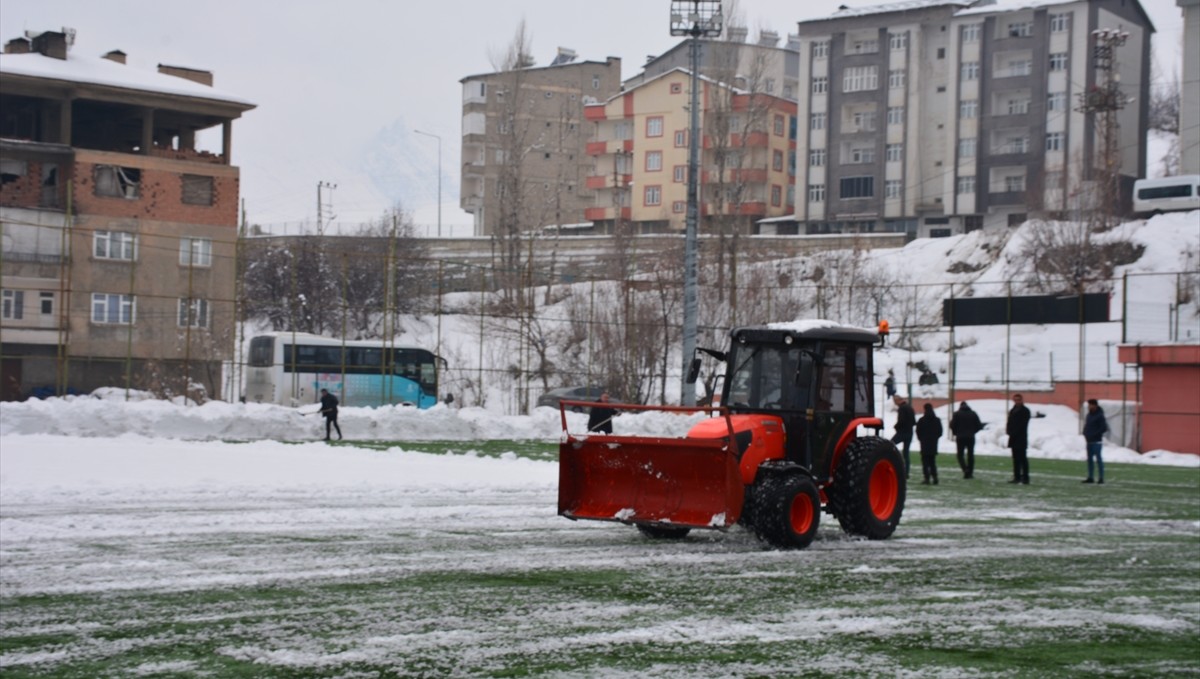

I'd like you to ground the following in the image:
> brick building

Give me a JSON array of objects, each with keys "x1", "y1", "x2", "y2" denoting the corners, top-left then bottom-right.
[{"x1": 0, "y1": 30, "x2": 255, "y2": 400}]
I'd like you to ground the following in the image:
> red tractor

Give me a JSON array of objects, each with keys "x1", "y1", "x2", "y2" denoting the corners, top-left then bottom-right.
[{"x1": 557, "y1": 320, "x2": 905, "y2": 549}]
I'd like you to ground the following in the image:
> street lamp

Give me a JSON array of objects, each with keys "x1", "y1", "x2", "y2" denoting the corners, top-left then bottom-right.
[
  {"x1": 414, "y1": 129, "x2": 442, "y2": 237},
  {"x1": 670, "y1": 0, "x2": 722, "y2": 406}
]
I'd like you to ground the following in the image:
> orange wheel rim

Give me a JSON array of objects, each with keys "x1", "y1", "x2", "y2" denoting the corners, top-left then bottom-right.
[
  {"x1": 790, "y1": 492, "x2": 814, "y2": 534},
  {"x1": 868, "y1": 460, "x2": 898, "y2": 520}
]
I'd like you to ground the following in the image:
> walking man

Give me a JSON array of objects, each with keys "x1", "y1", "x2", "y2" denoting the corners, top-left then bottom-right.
[
  {"x1": 587, "y1": 392, "x2": 617, "y2": 434},
  {"x1": 916, "y1": 402, "x2": 943, "y2": 485},
  {"x1": 1006, "y1": 393, "x2": 1031, "y2": 484},
  {"x1": 950, "y1": 402, "x2": 983, "y2": 479},
  {"x1": 891, "y1": 396, "x2": 916, "y2": 478},
  {"x1": 1082, "y1": 398, "x2": 1108, "y2": 484},
  {"x1": 319, "y1": 388, "x2": 342, "y2": 441}
]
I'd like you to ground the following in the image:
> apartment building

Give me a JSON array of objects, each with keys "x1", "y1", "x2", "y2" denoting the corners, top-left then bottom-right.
[
  {"x1": 627, "y1": 27, "x2": 801, "y2": 101},
  {"x1": 459, "y1": 51, "x2": 622, "y2": 237},
  {"x1": 583, "y1": 68, "x2": 798, "y2": 234},
  {"x1": 793, "y1": 0, "x2": 1153, "y2": 237},
  {"x1": 0, "y1": 30, "x2": 255, "y2": 401}
]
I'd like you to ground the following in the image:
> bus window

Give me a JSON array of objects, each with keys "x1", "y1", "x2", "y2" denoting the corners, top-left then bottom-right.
[{"x1": 248, "y1": 336, "x2": 275, "y2": 367}]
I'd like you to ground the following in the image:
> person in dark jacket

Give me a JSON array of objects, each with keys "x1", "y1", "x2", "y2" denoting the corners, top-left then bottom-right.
[
  {"x1": 1006, "y1": 393, "x2": 1032, "y2": 484},
  {"x1": 1082, "y1": 398, "x2": 1109, "y2": 484},
  {"x1": 891, "y1": 396, "x2": 916, "y2": 478},
  {"x1": 587, "y1": 392, "x2": 617, "y2": 434},
  {"x1": 949, "y1": 402, "x2": 984, "y2": 479},
  {"x1": 319, "y1": 388, "x2": 342, "y2": 441},
  {"x1": 884, "y1": 370, "x2": 896, "y2": 399},
  {"x1": 916, "y1": 403, "x2": 943, "y2": 485}
]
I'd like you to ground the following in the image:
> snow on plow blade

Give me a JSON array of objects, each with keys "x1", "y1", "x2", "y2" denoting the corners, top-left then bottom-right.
[{"x1": 558, "y1": 434, "x2": 743, "y2": 529}]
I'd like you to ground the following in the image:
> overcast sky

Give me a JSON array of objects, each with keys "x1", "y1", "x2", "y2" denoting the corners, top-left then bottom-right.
[{"x1": 0, "y1": 0, "x2": 1186, "y2": 232}]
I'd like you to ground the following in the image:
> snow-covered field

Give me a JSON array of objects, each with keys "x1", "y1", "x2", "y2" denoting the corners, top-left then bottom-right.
[{"x1": 2, "y1": 398, "x2": 1197, "y2": 676}]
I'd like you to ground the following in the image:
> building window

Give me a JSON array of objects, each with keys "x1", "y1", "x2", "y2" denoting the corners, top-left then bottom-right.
[
  {"x1": 40, "y1": 291, "x2": 53, "y2": 315},
  {"x1": 962, "y1": 24, "x2": 981, "y2": 42},
  {"x1": 937, "y1": 47, "x2": 946, "y2": 59},
  {"x1": 497, "y1": 121, "x2": 510, "y2": 135},
  {"x1": 960, "y1": 99, "x2": 978, "y2": 118},
  {"x1": 771, "y1": 185, "x2": 782, "y2": 206},
  {"x1": 808, "y1": 184, "x2": 826, "y2": 202},
  {"x1": 849, "y1": 145, "x2": 875, "y2": 164},
  {"x1": 1007, "y1": 22, "x2": 1033, "y2": 37},
  {"x1": 91, "y1": 293, "x2": 135, "y2": 325},
  {"x1": 958, "y1": 138, "x2": 977, "y2": 158},
  {"x1": 674, "y1": 130, "x2": 688, "y2": 147},
  {"x1": 1047, "y1": 92, "x2": 1067, "y2": 112},
  {"x1": 614, "y1": 121, "x2": 633, "y2": 140},
  {"x1": 766, "y1": 78, "x2": 776, "y2": 93},
  {"x1": 851, "y1": 39, "x2": 879, "y2": 54},
  {"x1": 94, "y1": 165, "x2": 140, "y2": 199},
  {"x1": 887, "y1": 107, "x2": 905, "y2": 125},
  {"x1": 592, "y1": 75, "x2": 601, "y2": 89},
  {"x1": 1050, "y1": 13, "x2": 1069, "y2": 32},
  {"x1": 1049, "y1": 53, "x2": 1068, "y2": 71},
  {"x1": 180, "y1": 237, "x2": 213, "y2": 267},
  {"x1": 670, "y1": 82, "x2": 683, "y2": 94},
  {"x1": 646, "y1": 117, "x2": 664, "y2": 137},
  {"x1": 843, "y1": 65, "x2": 879, "y2": 92},
  {"x1": 644, "y1": 185, "x2": 662, "y2": 206},
  {"x1": 888, "y1": 70, "x2": 906, "y2": 89},
  {"x1": 812, "y1": 41, "x2": 829, "y2": 58},
  {"x1": 787, "y1": 185, "x2": 795, "y2": 205},
  {"x1": 1002, "y1": 136, "x2": 1030, "y2": 154},
  {"x1": 961, "y1": 62, "x2": 980, "y2": 80},
  {"x1": 672, "y1": 200, "x2": 686, "y2": 213},
  {"x1": 1005, "y1": 175, "x2": 1026, "y2": 192},
  {"x1": 889, "y1": 33, "x2": 908, "y2": 50},
  {"x1": 840, "y1": 176, "x2": 875, "y2": 198},
  {"x1": 811, "y1": 112, "x2": 827, "y2": 130},
  {"x1": 94, "y1": 231, "x2": 138, "y2": 261},
  {"x1": 957, "y1": 175, "x2": 976, "y2": 194},
  {"x1": 181, "y1": 174, "x2": 214, "y2": 206},
  {"x1": 812, "y1": 76, "x2": 828, "y2": 94},
  {"x1": 673, "y1": 165, "x2": 687, "y2": 183},
  {"x1": 1045, "y1": 132, "x2": 1064, "y2": 151},
  {"x1": 885, "y1": 180, "x2": 902, "y2": 199},
  {"x1": 852, "y1": 111, "x2": 877, "y2": 132},
  {"x1": 178, "y1": 298, "x2": 210, "y2": 328},
  {"x1": 1002, "y1": 59, "x2": 1032, "y2": 77},
  {"x1": 774, "y1": 115, "x2": 785, "y2": 136},
  {"x1": 646, "y1": 151, "x2": 663, "y2": 172},
  {"x1": 2, "y1": 290, "x2": 23, "y2": 320},
  {"x1": 810, "y1": 149, "x2": 827, "y2": 166},
  {"x1": 1007, "y1": 98, "x2": 1031, "y2": 115},
  {"x1": 886, "y1": 143, "x2": 903, "y2": 162},
  {"x1": 773, "y1": 149, "x2": 784, "y2": 172}
]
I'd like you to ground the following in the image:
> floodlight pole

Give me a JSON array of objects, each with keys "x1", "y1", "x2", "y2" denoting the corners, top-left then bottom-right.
[
  {"x1": 414, "y1": 129, "x2": 442, "y2": 237},
  {"x1": 671, "y1": 0, "x2": 721, "y2": 406}
]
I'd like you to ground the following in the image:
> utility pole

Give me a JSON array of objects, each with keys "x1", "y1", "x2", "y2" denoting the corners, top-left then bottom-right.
[
  {"x1": 1076, "y1": 28, "x2": 1129, "y2": 229},
  {"x1": 317, "y1": 180, "x2": 337, "y2": 236}
]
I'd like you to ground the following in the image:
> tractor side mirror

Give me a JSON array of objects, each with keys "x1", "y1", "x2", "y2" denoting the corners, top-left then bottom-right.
[{"x1": 686, "y1": 357, "x2": 702, "y2": 384}]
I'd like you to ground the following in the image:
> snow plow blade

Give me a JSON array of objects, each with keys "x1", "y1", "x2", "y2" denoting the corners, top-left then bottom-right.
[{"x1": 558, "y1": 434, "x2": 743, "y2": 529}]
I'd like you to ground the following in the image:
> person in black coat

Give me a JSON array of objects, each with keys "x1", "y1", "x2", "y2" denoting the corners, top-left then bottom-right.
[
  {"x1": 916, "y1": 402, "x2": 943, "y2": 485},
  {"x1": 319, "y1": 388, "x2": 342, "y2": 441},
  {"x1": 1006, "y1": 393, "x2": 1032, "y2": 484},
  {"x1": 891, "y1": 396, "x2": 916, "y2": 478},
  {"x1": 587, "y1": 392, "x2": 617, "y2": 434},
  {"x1": 950, "y1": 402, "x2": 983, "y2": 479},
  {"x1": 1082, "y1": 398, "x2": 1109, "y2": 484}
]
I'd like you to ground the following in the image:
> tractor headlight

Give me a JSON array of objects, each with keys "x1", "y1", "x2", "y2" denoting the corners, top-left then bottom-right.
[{"x1": 784, "y1": 334, "x2": 794, "y2": 345}]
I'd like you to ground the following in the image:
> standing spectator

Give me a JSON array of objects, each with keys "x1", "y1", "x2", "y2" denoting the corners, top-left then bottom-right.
[
  {"x1": 916, "y1": 403, "x2": 943, "y2": 485},
  {"x1": 891, "y1": 396, "x2": 916, "y2": 478},
  {"x1": 587, "y1": 392, "x2": 617, "y2": 434},
  {"x1": 319, "y1": 388, "x2": 342, "y2": 441},
  {"x1": 950, "y1": 402, "x2": 983, "y2": 479},
  {"x1": 1082, "y1": 398, "x2": 1109, "y2": 484},
  {"x1": 1006, "y1": 393, "x2": 1032, "y2": 484},
  {"x1": 884, "y1": 369, "x2": 897, "y2": 399}
]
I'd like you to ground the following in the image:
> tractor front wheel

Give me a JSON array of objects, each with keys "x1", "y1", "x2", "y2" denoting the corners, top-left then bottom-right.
[
  {"x1": 755, "y1": 474, "x2": 821, "y2": 550},
  {"x1": 828, "y1": 437, "x2": 906, "y2": 540},
  {"x1": 635, "y1": 524, "x2": 691, "y2": 540}
]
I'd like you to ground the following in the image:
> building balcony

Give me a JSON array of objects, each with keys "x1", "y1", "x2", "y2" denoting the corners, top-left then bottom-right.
[
  {"x1": 584, "y1": 106, "x2": 608, "y2": 122},
  {"x1": 584, "y1": 206, "x2": 631, "y2": 221},
  {"x1": 586, "y1": 139, "x2": 634, "y2": 156},
  {"x1": 987, "y1": 190, "x2": 1026, "y2": 205},
  {"x1": 730, "y1": 131, "x2": 770, "y2": 147},
  {"x1": 585, "y1": 174, "x2": 632, "y2": 190}
]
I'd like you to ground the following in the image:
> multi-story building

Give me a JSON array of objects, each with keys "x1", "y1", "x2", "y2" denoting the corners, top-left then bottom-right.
[
  {"x1": 1180, "y1": 0, "x2": 1200, "y2": 175},
  {"x1": 458, "y1": 50, "x2": 622, "y2": 237},
  {"x1": 0, "y1": 30, "x2": 255, "y2": 401},
  {"x1": 584, "y1": 68, "x2": 798, "y2": 234},
  {"x1": 792, "y1": 0, "x2": 1153, "y2": 237},
  {"x1": 626, "y1": 27, "x2": 801, "y2": 101}
]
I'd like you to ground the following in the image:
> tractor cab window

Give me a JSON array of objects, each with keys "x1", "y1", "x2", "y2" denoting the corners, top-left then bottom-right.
[
  {"x1": 817, "y1": 346, "x2": 848, "y2": 411},
  {"x1": 854, "y1": 346, "x2": 872, "y2": 414},
  {"x1": 726, "y1": 343, "x2": 803, "y2": 410}
]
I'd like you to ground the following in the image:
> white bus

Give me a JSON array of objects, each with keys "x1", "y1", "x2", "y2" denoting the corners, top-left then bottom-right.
[
  {"x1": 1132, "y1": 175, "x2": 1200, "y2": 215},
  {"x1": 244, "y1": 332, "x2": 443, "y2": 408}
]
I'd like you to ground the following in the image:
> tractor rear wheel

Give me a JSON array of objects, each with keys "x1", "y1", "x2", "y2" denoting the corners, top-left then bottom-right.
[
  {"x1": 828, "y1": 436, "x2": 906, "y2": 540},
  {"x1": 755, "y1": 474, "x2": 821, "y2": 549},
  {"x1": 635, "y1": 524, "x2": 691, "y2": 540}
]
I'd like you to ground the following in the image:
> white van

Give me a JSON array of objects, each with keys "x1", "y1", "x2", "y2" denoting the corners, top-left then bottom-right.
[{"x1": 1132, "y1": 175, "x2": 1200, "y2": 215}]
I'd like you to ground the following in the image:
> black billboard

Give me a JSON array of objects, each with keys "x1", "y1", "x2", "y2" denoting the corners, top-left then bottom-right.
[{"x1": 942, "y1": 293, "x2": 1110, "y2": 327}]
